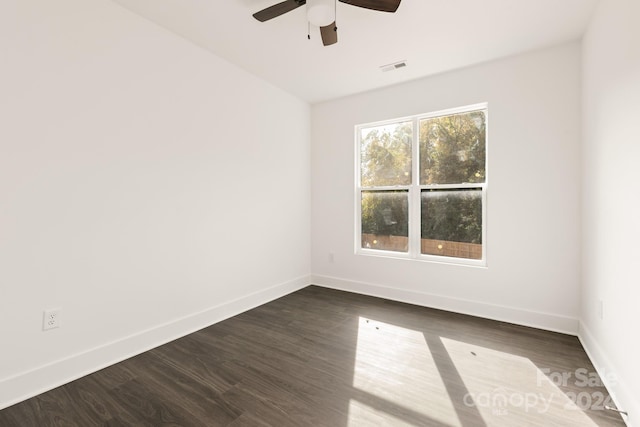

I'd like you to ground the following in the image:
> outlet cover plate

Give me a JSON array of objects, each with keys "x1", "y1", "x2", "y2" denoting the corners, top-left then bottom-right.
[{"x1": 43, "y1": 308, "x2": 61, "y2": 330}]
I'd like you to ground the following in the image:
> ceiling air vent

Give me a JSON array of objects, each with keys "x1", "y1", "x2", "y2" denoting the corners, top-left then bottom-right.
[{"x1": 380, "y1": 60, "x2": 407, "y2": 72}]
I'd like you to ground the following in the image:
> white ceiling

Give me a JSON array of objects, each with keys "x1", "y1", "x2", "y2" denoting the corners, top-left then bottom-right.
[{"x1": 112, "y1": 0, "x2": 599, "y2": 103}]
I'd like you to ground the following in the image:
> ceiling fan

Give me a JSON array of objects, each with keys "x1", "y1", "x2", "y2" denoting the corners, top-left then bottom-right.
[{"x1": 252, "y1": 0, "x2": 402, "y2": 46}]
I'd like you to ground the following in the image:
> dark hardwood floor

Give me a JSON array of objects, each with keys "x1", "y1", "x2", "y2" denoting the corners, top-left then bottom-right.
[{"x1": 0, "y1": 286, "x2": 625, "y2": 426}]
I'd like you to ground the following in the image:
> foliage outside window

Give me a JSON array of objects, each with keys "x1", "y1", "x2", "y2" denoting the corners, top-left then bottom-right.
[{"x1": 357, "y1": 104, "x2": 487, "y2": 265}]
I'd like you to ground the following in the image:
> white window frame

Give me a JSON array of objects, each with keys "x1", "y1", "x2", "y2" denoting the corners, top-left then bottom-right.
[{"x1": 355, "y1": 103, "x2": 488, "y2": 267}]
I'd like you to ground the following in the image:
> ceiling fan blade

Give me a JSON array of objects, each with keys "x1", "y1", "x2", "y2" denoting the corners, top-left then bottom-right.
[
  {"x1": 320, "y1": 22, "x2": 338, "y2": 46},
  {"x1": 338, "y1": 0, "x2": 401, "y2": 13},
  {"x1": 253, "y1": 0, "x2": 306, "y2": 22}
]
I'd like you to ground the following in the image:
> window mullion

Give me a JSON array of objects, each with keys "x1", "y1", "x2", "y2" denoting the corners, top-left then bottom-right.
[{"x1": 409, "y1": 116, "x2": 421, "y2": 257}]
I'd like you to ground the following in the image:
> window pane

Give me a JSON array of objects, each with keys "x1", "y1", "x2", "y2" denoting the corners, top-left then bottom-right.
[
  {"x1": 421, "y1": 189, "x2": 482, "y2": 260},
  {"x1": 361, "y1": 190, "x2": 408, "y2": 252},
  {"x1": 360, "y1": 121, "x2": 412, "y2": 187},
  {"x1": 419, "y1": 110, "x2": 486, "y2": 185}
]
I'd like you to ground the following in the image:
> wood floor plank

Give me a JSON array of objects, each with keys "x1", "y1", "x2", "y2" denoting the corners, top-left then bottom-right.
[
  {"x1": 148, "y1": 336, "x2": 239, "y2": 394},
  {"x1": 131, "y1": 351, "x2": 243, "y2": 425},
  {"x1": 61, "y1": 376, "x2": 140, "y2": 426},
  {"x1": 0, "y1": 286, "x2": 625, "y2": 426},
  {"x1": 107, "y1": 377, "x2": 208, "y2": 427}
]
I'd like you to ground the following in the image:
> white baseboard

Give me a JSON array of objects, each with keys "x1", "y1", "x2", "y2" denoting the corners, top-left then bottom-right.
[
  {"x1": 0, "y1": 275, "x2": 310, "y2": 411},
  {"x1": 578, "y1": 322, "x2": 636, "y2": 427},
  {"x1": 311, "y1": 274, "x2": 579, "y2": 335},
  {"x1": 0, "y1": 274, "x2": 588, "y2": 412}
]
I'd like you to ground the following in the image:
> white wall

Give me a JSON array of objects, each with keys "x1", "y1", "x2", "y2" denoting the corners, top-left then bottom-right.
[
  {"x1": 0, "y1": 0, "x2": 310, "y2": 408},
  {"x1": 311, "y1": 43, "x2": 582, "y2": 334},
  {"x1": 581, "y1": 0, "x2": 640, "y2": 424}
]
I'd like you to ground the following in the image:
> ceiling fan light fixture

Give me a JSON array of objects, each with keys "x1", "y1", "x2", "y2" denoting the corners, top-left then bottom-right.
[{"x1": 307, "y1": 0, "x2": 335, "y2": 27}]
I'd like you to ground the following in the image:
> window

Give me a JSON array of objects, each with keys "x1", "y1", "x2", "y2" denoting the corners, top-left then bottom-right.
[{"x1": 356, "y1": 104, "x2": 487, "y2": 266}]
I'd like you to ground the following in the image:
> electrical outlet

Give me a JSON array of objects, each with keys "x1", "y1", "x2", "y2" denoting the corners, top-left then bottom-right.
[{"x1": 43, "y1": 308, "x2": 61, "y2": 331}]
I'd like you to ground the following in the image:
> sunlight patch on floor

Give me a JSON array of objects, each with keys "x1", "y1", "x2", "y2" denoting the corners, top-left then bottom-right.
[
  {"x1": 347, "y1": 398, "x2": 424, "y2": 427},
  {"x1": 441, "y1": 337, "x2": 601, "y2": 426},
  {"x1": 348, "y1": 317, "x2": 461, "y2": 427}
]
